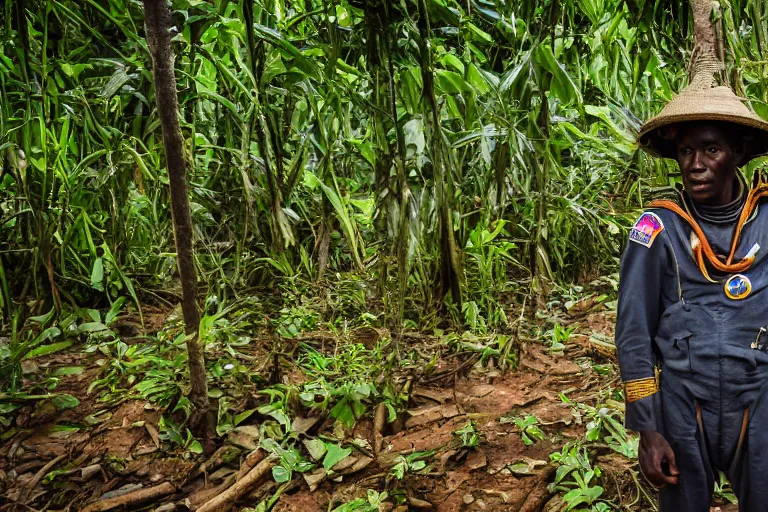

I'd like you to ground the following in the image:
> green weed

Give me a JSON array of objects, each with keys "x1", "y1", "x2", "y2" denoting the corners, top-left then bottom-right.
[
  {"x1": 501, "y1": 414, "x2": 545, "y2": 446},
  {"x1": 454, "y1": 420, "x2": 483, "y2": 448},
  {"x1": 331, "y1": 490, "x2": 389, "y2": 512},
  {"x1": 549, "y1": 443, "x2": 610, "y2": 511}
]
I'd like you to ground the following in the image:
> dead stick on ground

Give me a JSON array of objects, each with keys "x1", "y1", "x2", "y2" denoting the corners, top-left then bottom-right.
[
  {"x1": 80, "y1": 482, "x2": 176, "y2": 512},
  {"x1": 373, "y1": 403, "x2": 386, "y2": 457},
  {"x1": 197, "y1": 454, "x2": 278, "y2": 512},
  {"x1": 236, "y1": 448, "x2": 266, "y2": 481},
  {"x1": 19, "y1": 454, "x2": 65, "y2": 505}
]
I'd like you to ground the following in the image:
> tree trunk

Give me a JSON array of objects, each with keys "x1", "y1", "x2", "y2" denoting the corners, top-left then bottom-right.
[
  {"x1": 142, "y1": 0, "x2": 210, "y2": 438},
  {"x1": 689, "y1": 0, "x2": 725, "y2": 87}
]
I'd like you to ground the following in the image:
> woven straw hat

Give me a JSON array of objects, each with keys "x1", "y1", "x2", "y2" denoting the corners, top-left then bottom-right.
[{"x1": 638, "y1": 85, "x2": 768, "y2": 164}]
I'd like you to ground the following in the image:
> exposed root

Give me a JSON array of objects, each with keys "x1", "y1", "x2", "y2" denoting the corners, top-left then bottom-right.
[
  {"x1": 196, "y1": 453, "x2": 278, "y2": 512},
  {"x1": 80, "y1": 482, "x2": 176, "y2": 512}
]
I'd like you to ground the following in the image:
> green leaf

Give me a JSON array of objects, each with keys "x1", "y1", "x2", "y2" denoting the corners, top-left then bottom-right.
[
  {"x1": 78, "y1": 322, "x2": 109, "y2": 333},
  {"x1": 467, "y1": 22, "x2": 493, "y2": 43},
  {"x1": 411, "y1": 460, "x2": 426, "y2": 471},
  {"x1": 260, "y1": 438, "x2": 282, "y2": 454},
  {"x1": 439, "y1": 53, "x2": 465, "y2": 75},
  {"x1": 467, "y1": 63, "x2": 491, "y2": 94},
  {"x1": 91, "y1": 257, "x2": 104, "y2": 291},
  {"x1": 29, "y1": 309, "x2": 55, "y2": 326},
  {"x1": 53, "y1": 366, "x2": 84, "y2": 376},
  {"x1": 586, "y1": 423, "x2": 601, "y2": 441},
  {"x1": 304, "y1": 438, "x2": 327, "y2": 461},
  {"x1": 188, "y1": 440, "x2": 204, "y2": 454},
  {"x1": 0, "y1": 403, "x2": 20, "y2": 414},
  {"x1": 24, "y1": 340, "x2": 73, "y2": 359},
  {"x1": 258, "y1": 404, "x2": 291, "y2": 427},
  {"x1": 434, "y1": 69, "x2": 470, "y2": 94},
  {"x1": 323, "y1": 443, "x2": 352, "y2": 471},
  {"x1": 99, "y1": 68, "x2": 131, "y2": 97},
  {"x1": 272, "y1": 465, "x2": 292, "y2": 483},
  {"x1": 52, "y1": 394, "x2": 80, "y2": 410},
  {"x1": 302, "y1": 170, "x2": 363, "y2": 270},
  {"x1": 105, "y1": 297, "x2": 126, "y2": 326},
  {"x1": 30, "y1": 327, "x2": 61, "y2": 348},
  {"x1": 554, "y1": 464, "x2": 574, "y2": 484},
  {"x1": 47, "y1": 424, "x2": 81, "y2": 438},
  {"x1": 330, "y1": 398, "x2": 356, "y2": 428},
  {"x1": 500, "y1": 50, "x2": 532, "y2": 93},
  {"x1": 253, "y1": 24, "x2": 321, "y2": 81},
  {"x1": 390, "y1": 460, "x2": 406, "y2": 480},
  {"x1": 385, "y1": 402, "x2": 397, "y2": 423},
  {"x1": 234, "y1": 409, "x2": 256, "y2": 426},
  {"x1": 534, "y1": 45, "x2": 582, "y2": 106},
  {"x1": 61, "y1": 63, "x2": 91, "y2": 80}
]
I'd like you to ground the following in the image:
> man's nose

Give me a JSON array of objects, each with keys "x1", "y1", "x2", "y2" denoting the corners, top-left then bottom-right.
[{"x1": 691, "y1": 151, "x2": 706, "y2": 171}]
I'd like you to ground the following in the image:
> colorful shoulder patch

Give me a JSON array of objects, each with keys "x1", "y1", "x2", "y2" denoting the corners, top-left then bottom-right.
[{"x1": 629, "y1": 212, "x2": 664, "y2": 248}]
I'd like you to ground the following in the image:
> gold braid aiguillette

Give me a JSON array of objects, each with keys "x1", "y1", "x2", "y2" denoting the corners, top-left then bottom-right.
[{"x1": 624, "y1": 377, "x2": 658, "y2": 403}]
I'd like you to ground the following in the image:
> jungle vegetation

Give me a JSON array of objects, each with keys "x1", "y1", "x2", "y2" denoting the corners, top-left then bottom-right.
[{"x1": 1, "y1": 0, "x2": 767, "y2": 510}]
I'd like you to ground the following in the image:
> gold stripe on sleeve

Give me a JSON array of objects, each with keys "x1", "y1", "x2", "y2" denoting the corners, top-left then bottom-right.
[{"x1": 624, "y1": 377, "x2": 658, "y2": 403}]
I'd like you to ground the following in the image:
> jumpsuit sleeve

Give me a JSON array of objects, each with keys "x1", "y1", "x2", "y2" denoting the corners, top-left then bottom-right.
[{"x1": 615, "y1": 216, "x2": 669, "y2": 433}]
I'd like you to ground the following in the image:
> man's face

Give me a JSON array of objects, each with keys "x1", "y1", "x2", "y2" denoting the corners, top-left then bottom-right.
[{"x1": 676, "y1": 123, "x2": 743, "y2": 205}]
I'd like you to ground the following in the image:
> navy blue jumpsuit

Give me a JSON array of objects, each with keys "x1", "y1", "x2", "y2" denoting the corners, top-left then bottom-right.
[{"x1": 616, "y1": 180, "x2": 768, "y2": 510}]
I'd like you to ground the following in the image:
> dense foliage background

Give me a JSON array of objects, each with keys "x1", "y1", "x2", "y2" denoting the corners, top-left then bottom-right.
[
  {"x1": 2, "y1": 0, "x2": 768, "y2": 330},
  {"x1": 0, "y1": 1, "x2": 675, "y2": 327}
]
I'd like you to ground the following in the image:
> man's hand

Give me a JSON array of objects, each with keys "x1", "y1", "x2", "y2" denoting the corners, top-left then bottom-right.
[{"x1": 639, "y1": 430, "x2": 679, "y2": 488}]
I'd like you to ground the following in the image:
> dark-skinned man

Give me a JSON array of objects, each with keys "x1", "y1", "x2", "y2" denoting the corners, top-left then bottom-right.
[{"x1": 616, "y1": 82, "x2": 768, "y2": 511}]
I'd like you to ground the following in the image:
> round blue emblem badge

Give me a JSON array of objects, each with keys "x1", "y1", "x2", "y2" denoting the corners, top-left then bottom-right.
[{"x1": 725, "y1": 274, "x2": 752, "y2": 300}]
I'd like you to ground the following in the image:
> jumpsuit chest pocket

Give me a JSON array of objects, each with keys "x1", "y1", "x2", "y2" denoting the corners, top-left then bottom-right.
[
  {"x1": 655, "y1": 301, "x2": 709, "y2": 374},
  {"x1": 669, "y1": 330, "x2": 695, "y2": 373}
]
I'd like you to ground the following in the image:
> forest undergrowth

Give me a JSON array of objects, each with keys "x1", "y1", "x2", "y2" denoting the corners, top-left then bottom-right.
[{"x1": 0, "y1": 275, "x2": 740, "y2": 511}]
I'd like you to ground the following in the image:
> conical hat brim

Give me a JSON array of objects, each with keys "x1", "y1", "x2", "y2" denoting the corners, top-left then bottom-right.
[{"x1": 637, "y1": 86, "x2": 768, "y2": 163}]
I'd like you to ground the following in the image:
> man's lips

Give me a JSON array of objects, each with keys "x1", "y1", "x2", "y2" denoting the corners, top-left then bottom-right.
[{"x1": 689, "y1": 180, "x2": 713, "y2": 192}]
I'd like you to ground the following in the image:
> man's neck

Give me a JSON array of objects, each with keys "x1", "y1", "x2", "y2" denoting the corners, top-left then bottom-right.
[{"x1": 690, "y1": 176, "x2": 745, "y2": 226}]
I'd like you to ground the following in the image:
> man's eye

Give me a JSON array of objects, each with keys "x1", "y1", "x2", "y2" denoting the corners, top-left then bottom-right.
[{"x1": 708, "y1": 147, "x2": 720, "y2": 154}]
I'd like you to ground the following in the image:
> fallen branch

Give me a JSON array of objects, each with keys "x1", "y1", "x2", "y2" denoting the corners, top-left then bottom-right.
[
  {"x1": 81, "y1": 482, "x2": 176, "y2": 512},
  {"x1": 185, "y1": 474, "x2": 237, "y2": 510},
  {"x1": 19, "y1": 454, "x2": 65, "y2": 505},
  {"x1": 6, "y1": 430, "x2": 33, "y2": 462},
  {"x1": 236, "y1": 448, "x2": 266, "y2": 481},
  {"x1": 196, "y1": 454, "x2": 278, "y2": 512},
  {"x1": 191, "y1": 444, "x2": 241, "y2": 482},
  {"x1": 373, "y1": 403, "x2": 387, "y2": 457}
]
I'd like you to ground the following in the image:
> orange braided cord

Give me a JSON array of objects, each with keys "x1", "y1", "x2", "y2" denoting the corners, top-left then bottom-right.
[
  {"x1": 725, "y1": 183, "x2": 768, "y2": 264},
  {"x1": 648, "y1": 197, "x2": 762, "y2": 276}
]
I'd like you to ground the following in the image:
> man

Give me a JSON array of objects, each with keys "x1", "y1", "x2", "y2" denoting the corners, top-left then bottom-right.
[{"x1": 616, "y1": 83, "x2": 768, "y2": 511}]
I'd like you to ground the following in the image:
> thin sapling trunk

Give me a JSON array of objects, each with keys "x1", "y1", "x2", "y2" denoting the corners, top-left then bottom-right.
[{"x1": 142, "y1": 0, "x2": 211, "y2": 440}]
